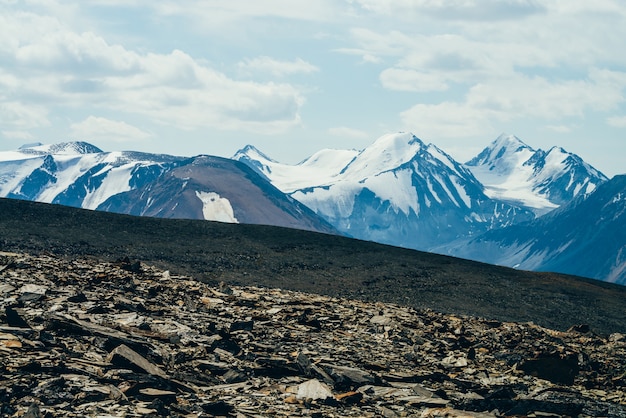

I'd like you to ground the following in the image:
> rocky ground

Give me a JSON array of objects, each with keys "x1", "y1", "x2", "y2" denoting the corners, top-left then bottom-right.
[
  {"x1": 2, "y1": 198, "x2": 626, "y2": 338},
  {"x1": 1, "y1": 252, "x2": 625, "y2": 417}
]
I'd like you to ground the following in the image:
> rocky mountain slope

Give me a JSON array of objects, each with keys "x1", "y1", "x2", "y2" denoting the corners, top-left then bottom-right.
[
  {"x1": 98, "y1": 155, "x2": 336, "y2": 233},
  {"x1": 445, "y1": 175, "x2": 626, "y2": 285},
  {"x1": 235, "y1": 132, "x2": 536, "y2": 251},
  {"x1": 2, "y1": 197, "x2": 626, "y2": 336},
  {"x1": 1, "y1": 252, "x2": 625, "y2": 417},
  {"x1": 0, "y1": 142, "x2": 335, "y2": 234},
  {"x1": 466, "y1": 134, "x2": 608, "y2": 215}
]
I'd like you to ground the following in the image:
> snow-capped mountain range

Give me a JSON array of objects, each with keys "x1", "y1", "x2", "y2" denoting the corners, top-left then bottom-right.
[
  {"x1": 234, "y1": 132, "x2": 605, "y2": 251},
  {"x1": 0, "y1": 132, "x2": 619, "y2": 282},
  {"x1": 0, "y1": 142, "x2": 336, "y2": 233},
  {"x1": 445, "y1": 174, "x2": 626, "y2": 285}
]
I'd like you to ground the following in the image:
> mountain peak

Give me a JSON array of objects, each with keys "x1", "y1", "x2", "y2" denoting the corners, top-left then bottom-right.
[
  {"x1": 341, "y1": 132, "x2": 424, "y2": 177},
  {"x1": 369, "y1": 132, "x2": 425, "y2": 154},
  {"x1": 465, "y1": 134, "x2": 607, "y2": 213},
  {"x1": 466, "y1": 134, "x2": 534, "y2": 168},
  {"x1": 546, "y1": 145, "x2": 566, "y2": 153},
  {"x1": 493, "y1": 133, "x2": 529, "y2": 147},
  {"x1": 233, "y1": 144, "x2": 275, "y2": 163},
  {"x1": 21, "y1": 141, "x2": 103, "y2": 155}
]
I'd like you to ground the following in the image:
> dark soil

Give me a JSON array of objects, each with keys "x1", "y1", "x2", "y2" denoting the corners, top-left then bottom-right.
[{"x1": 1, "y1": 197, "x2": 625, "y2": 335}]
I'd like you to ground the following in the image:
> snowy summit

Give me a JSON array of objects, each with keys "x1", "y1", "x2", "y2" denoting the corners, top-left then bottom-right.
[{"x1": 465, "y1": 134, "x2": 607, "y2": 215}]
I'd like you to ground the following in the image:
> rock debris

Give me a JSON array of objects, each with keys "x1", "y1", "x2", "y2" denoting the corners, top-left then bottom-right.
[{"x1": 1, "y1": 251, "x2": 625, "y2": 417}]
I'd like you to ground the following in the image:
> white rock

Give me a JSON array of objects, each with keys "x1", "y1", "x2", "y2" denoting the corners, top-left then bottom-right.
[
  {"x1": 296, "y1": 379, "x2": 333, "y2": 400},
  {"x1": 19, "y1": 284, "x2": 47, "y2": 295}
]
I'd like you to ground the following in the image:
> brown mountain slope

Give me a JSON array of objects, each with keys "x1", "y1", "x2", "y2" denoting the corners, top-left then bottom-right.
[
  {"x1": 97, "y1": 155, "x2": 338, "y2": 234},
  {"x1": 1, "y1": 197, "x2": 625, "y2": 335}
]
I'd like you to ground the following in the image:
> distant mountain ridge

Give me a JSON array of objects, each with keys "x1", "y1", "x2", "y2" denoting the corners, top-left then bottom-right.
[
  {"x1": 238, "y1": 134, "x2": 515, "y2": 250},
  {"x1": 18, "y1": 141, "x2": 104, "y2": 156},
  {"x1": 466, "y1": 134, "x2": 607, "y2": 215},
  {"x1": 0, "y1": 144, "x2": 336, "y2": 234},
  {"x1": 234, "y1": 132, "x2": 606, "y2": 252},
  {"x1": 444, "y1": 175, "x2": 626, "y2": 284},
  {"x1": 0, "y1": 132, "x2": 619, "y2": 283}
]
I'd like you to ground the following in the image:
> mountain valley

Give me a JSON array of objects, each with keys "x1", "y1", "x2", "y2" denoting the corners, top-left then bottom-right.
[{"x1": 444, "y1": 174, "x2": 626, "y2": 284}]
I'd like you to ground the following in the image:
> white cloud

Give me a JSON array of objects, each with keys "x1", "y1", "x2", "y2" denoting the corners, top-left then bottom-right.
[
  {"x1": 1, "y1": 130, "x2": 36, "y2": 140},
  {"x1": 466, "y1": 70, "x2": 626, "y2": 119},
  {"x1": 340, "y1": 2, "x2": 626, "y2": 143},
  {"x1": 400, "y1": 101, "x2": 501, "y2": 139},
  {"x1": 328, "y1": 126, "x2": 370, "y2": 139},
  {"x1": 14, "y1": 28, "x2": 137, "y2": 73},
  {"x1": 341, "y1": 28, "x2": 411, "y2": 62},
  {"x1": 238, "y1": 57, "x2": 319, "y2": 77},
  {"x1": 607, "y1": 115, "x2": 626, "y2": 128},
  {"x1": 342, "y1": 1, "x2": 626, "y2": 73},
  {"x1": 0, "y1": 102, "x2": 49, "y2": 129},
  {"x1": 350, "y1": 0, "x2": 546, "y2": 21},
  {"x1": 147, "y1": 0, "x2": 341, "y2": 33},
  {"x1": 400, "y1": 69, "x2": 626, "y2": 139},
  {"x1": 70, "y1": 116, "x2": 151, "y2": 143},
  {"x1": 379, "y1": 68, "x2": 449, "y2": 92},
  {"x1": 548, "y1": 0, "x2": 626, "y2": 15},
  {"x1": 0, "y1": 8, "x2": 307, "y2": 135},
  {"x1": 332, "y1": 48, "x2": 383, "y2": 64},
  {"x1": 1, "y1": 0, "x2": 625, "y2": 177}
]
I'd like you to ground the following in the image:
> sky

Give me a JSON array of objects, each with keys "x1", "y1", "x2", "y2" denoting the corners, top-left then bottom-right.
[{"x1": 1, "y1": 1, "x2": 625, "y2": 177}]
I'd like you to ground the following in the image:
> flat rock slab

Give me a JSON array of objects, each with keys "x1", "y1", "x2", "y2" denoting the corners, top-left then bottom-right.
[{"x1": 107, "y1": 344, "x2": 168, "y2": 379}]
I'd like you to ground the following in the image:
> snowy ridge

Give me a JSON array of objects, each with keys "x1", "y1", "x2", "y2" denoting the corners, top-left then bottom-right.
[
  {"x1": 0, "y1": 142, "x2": 179, "y2": 209},
  {"x1": 19, "y1": 141, "x2": 103, "y2": 156},
  {"x1": 236, "y1": 132, "x2": 479, "y2": 218},
  {"x1": 235, "y1": 132, "x2": 535, "y2": 251},
  {"x1": 340, "y1": 132, "x2": 423, "y2": 179},
  {"x1": 234, "y1": 145, "x2": 359, "y2": 193},
  {"x1": 466, "y1": 133, "x2": 607, "y2": 215},
  {"x1": 0, "y1": 142, "x2": 337, "y2": 234}
]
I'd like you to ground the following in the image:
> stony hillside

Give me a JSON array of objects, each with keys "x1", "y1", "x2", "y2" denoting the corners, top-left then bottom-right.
[
  {"x1": 1, "y1": 252, "x2": 625, "y2": 417},
  {"x1": 2, "y1": 198, "x2": 626, "y2": 336}
]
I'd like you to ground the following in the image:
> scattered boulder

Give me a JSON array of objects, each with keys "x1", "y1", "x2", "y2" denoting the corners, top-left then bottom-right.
[
  {"x1": 296, "y1": 379, "x2": 334, "y2": 401},
  {"x1": 0, "y1": 252, "x2": 624, "y2": 416}
]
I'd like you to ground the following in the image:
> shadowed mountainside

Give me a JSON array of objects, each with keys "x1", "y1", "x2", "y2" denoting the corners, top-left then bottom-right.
[
  {"x1": 1, "y1": 197, "x2": 625, "y2": 335},
  {"x1": 445, "y1": 175, "x2": 626, "y2": 284},
  {"x1": 97, "y1": 155, "x2": 338, "y2": 233}
]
